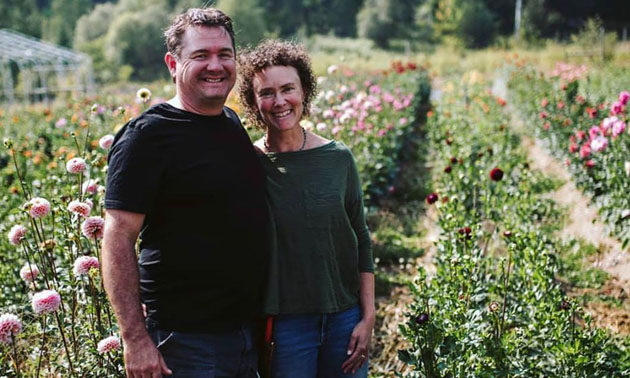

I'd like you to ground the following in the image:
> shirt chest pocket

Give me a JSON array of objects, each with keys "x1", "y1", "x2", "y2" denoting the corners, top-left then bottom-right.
[{"x1": 303, "y1": 189, "x2": 345, "y2": 229}]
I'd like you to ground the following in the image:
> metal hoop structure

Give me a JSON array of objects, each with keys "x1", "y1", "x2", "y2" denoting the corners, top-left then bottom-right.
[{"x1": 0, "y1": 29, "x2": 94, "y2": 104}]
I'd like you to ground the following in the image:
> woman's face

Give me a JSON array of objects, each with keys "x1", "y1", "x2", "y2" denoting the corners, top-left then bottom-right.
[{"x1": 252, "y1": 65, "x2": 304, "y2": 132}]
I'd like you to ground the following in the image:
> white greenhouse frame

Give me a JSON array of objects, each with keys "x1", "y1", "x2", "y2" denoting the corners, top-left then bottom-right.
[{"x1": 0, "y1": 29, "x2": 94, "y2": 104}]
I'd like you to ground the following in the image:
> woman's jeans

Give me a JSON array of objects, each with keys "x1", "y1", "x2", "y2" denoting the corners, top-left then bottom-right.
[
  {"x1": 148, "y1": 321, "x2": 258, "y2": 378},
  {"x1": 271, "y1": 305, "x2": 368, "y2": 378}
]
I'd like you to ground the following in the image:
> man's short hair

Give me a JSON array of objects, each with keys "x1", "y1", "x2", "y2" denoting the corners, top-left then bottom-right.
[{"x1": 164, "y1": 8, "x2": 235, "y2": 58}]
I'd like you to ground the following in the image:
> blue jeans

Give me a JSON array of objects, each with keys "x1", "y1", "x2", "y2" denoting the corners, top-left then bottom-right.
[
  {"x1": 148, "y1": 322, "x2": 258, "y2": 378},
  {"x1": 271, "y1": 305, "x2": 368, "y2": 378}
]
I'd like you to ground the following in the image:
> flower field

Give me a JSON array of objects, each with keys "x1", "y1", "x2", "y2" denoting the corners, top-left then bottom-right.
[
  {"x1": 399, "y1": 76, "x2": 630, "y2": 377},
  {"x1": 508, "y1": 61, "x2": 630, "y2": 248},
  {"x1": 0, "y1": 63, "x2": 428, "y2": 376},
  {"x1": 1, "y1": 55, "x2": 629, "y2": 377}
]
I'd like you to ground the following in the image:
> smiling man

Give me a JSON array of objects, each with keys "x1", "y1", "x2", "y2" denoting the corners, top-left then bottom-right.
[{"x1": 102, "y1": 8, "x2": 269, "y2": 378}]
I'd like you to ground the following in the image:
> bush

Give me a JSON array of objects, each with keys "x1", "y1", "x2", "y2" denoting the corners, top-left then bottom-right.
[
  {"x1": 456, "y1": 0, "x2": 497, "y2": 48},
  {"x1": 357, "y1": 0, "x2": 393, "y2": 49},
  {"x1": 104, "y1": 5, "x2": 170, "y2": 82}
]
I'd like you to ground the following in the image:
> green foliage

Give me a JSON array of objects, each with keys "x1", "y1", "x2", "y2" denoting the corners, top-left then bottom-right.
[
  {"x1": 456, "y1": 0, "x2": 497, "y2": 49},
  {"x1": 216, "y1": 0, "x2": 268, "y2": 48},
  {"x1": 400, "y1": 77, "x2": 630, "y2": 377},
  {"x1": 356, "y1": 0, "x2": 394, "y2": 49},
  {"x1": 0, "y1": 0, "x2": 42, "y2": 38},
  {"x1": 508, "y1": 63, "x2": 630, "y2": 249},
  {"x1": 104, "y1": 5, "x2": 171, "y2": 81},
  {"x1": 43, "y1": 0, "x2": 92, "y2": 47},
  {"x1": 73, "y1": 2, "x2": 117, "y2": 49},
  {"x1": 570, "y1": 17, "x2": 618, "y2": 62}
]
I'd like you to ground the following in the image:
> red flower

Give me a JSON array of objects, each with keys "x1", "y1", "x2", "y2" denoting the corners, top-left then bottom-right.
[
  {"x1": 541, "y1": 98, "x2": 549, "y2": 107},
  {"x1": 585, "y1": 160, "x2": 595, "y2": 168},
  {"x1": 539, "y1": 111, "x2": 548, "y2": 119},
  {"x1": 569, "y1": 142, "x2": 578, "y2": 153},
  {"x1": 458, "y1": 227, "x2": 472, "y2": 239},
  {"x1": 444, "y1": 166, "x2": 452, "y2": 173},
  {"x1": 426, "y1": 193, "x2": 438, "y2": 204},
  {"x1": 586, "y1": 107, "x2": 597, "y2": 118},
  {"x1": 576, "y1": 130, "x2": 586, "y2": 140},
  {"x1": 489, "y1": 167, "x2": 504, "y2": 181}
]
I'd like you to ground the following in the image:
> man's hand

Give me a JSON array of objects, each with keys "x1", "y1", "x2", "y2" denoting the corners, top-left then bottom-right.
[
  {"x1": 123, "y1": 334, "x2": 172, "y2": 378},
  {"x1": 341, "y1": 317, "x2": 374, "y2": 374}
]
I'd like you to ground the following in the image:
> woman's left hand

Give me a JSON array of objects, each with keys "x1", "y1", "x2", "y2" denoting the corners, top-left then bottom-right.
[{"x1": 342, "y1": 317, "x2": 374, "y2": 374}]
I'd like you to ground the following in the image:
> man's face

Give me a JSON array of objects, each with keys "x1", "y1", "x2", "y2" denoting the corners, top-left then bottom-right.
[{"x1": 166, "y1": 26, "x2": 236, "y2": 112}]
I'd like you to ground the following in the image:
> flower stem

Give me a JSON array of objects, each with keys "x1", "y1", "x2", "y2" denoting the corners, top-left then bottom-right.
[
  {"x1": 11, "y1": 333, "x2": 21, "y2": 378},
  {"x1": 9, "y1": 146, "x2": 31, "y2": 200},
  {"x1": 36, "y1": 317, "x2": 46, "y2": 378},
  {"x1": 53, "y1": 311, "x2": 76, "y2": 377}
]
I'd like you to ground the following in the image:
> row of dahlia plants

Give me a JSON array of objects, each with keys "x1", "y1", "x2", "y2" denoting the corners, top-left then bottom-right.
[
  {"x1": 0, "y1": 64, "x2": 428, "y2": 375},
  {"x1": 0, "y1": 98, "x2": 136, "y2": 375},
  {"x1": 506, "y1": 61, "x2": 630, "y2": 249},
  {"x1": 399, "y1": 77, "x2": 630, "y2": 377}
]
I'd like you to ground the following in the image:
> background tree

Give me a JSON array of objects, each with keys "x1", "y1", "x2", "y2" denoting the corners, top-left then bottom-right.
[
  {"x1": 43, "y1": 0, "x2": 92, "y2": 47},
  {"x1": 216, "y1": 0, "x2": 268, "y2": 48},
  {"x1": 456, "y1": 0, "x2": 497, "y2": 48},
  {"x1": 103, "y1": 4, "x2": 171, "y2": 81},
  {"x1": 357, "y1": 0, "x2": 394, "y2": 48},
  {"x1": 0, "y1": 0, "x2": 42, "y2": 38}
]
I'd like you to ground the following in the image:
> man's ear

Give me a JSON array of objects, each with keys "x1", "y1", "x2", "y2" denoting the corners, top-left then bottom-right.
[{"x1": 164, "y1": 53, "x2": 177, "y2": 80}]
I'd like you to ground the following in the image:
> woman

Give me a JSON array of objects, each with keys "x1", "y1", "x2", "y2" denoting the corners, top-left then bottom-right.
[{"x1": 238, "y1": 40, "x2": 375, "y2": 378}]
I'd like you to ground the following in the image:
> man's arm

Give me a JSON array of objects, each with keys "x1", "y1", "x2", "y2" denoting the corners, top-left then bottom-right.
[{"x1": 102, "y1": 209, "x2": 171, "y2": 377}]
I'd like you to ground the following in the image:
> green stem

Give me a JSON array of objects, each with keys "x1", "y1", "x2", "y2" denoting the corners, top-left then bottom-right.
[
  {"x1": 53, "y1": 311, "x2": 76, "y2": 377},
  {"x1": 11, "y1": 333, "x2": 21, "y2": 378}
]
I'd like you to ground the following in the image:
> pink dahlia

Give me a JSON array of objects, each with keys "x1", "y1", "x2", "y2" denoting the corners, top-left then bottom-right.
[
  {"x1": 73, "y1": 256, "x2": 99, "y2": 276},
  {"x1": 55, "y1": 118, "x2": 67, "y2": 128},
  {"x1": 620, "y1": 91, "x2": 630, "y2": 106},
  {"x1": 81, "y1": 216, "x2": 105, "y2": 239},
  {"x1": 0, "y1": 314, "x2": 22, "y2": 344},
  {"x1": 82, "y1": 179, "x2": 98, "y2": 195},
  {"x1": 611, "y1": 101, "x2": 624, "y2": 115},
  {"x1": 68, "y1": 200, "x2": 91, "y2": 218},
  {"x1": 579, "y1": 144, "x2": 591, "y2": 159},
  {"x1": 19, "y1": 263, "x2": 39, "y2": 282},
  {"x1": 612, "y1": 120, "x2": 626, "y2": 138},
  {"x1": 589, "y1": 126, "x2": 601, "y2": 139},
  {"x1": 99, "y1": 135, "x2": 114, "y2": 150},
  {"x1": 66, "y1": 157, "x2": 87, "y2": 174},
  {"x1": 590, "y1": 136, "x2": 608, "y2": 152},
  {"x1": 8, "y1": 225, "x2": 27, "y2": 246},
  {"x1": 97, "y1": 335, "x2": 121, "y2": 354},
  {"x1": 28, "y1": 197, "x2": 51, "y2": 218},
  {"x1": 32, "y1": 289, "x2": 61, "y2": 314}
]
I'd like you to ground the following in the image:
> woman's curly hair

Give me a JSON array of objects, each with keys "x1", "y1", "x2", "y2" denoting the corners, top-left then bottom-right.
[{"x1": 237, "y1": 40, "x2": 317, "y2": 130}]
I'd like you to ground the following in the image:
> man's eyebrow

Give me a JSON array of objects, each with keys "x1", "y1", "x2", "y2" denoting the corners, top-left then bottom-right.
[{"x1": 189, "y1": 47, "x2": 234, "y2": 55}]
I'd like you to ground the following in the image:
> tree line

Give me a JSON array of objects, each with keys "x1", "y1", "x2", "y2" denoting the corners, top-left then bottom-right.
[{"x1": 1, "y1": 0, "x2": 628, "y2": 82}]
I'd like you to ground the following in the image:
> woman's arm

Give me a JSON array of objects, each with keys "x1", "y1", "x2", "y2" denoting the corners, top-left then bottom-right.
[{"x1": 342, "y1": 272, "x2": 375, "y2": 374}]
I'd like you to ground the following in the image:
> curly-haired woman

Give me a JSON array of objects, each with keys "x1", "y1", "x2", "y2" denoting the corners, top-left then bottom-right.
[{"x1": 238, "y1": 40, "x2": 374, "y2": 378}]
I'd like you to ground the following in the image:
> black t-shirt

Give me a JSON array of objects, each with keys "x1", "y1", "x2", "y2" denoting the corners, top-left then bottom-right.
[{"x1": 105, "y1": 103, "x2": 269, "y2": 332}]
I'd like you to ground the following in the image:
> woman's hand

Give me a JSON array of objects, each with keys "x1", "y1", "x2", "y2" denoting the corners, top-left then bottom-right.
[{"x1": 341, "y1": 316, "x2": 375, "y2": 374}]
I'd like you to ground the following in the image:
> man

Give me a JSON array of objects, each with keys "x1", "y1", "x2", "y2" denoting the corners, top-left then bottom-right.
[{"x1": 102, "y1": 8, "x2": 269, "y2": 378}]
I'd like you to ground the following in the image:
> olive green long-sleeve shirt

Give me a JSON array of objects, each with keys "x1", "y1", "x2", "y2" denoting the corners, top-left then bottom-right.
[{"x1": 260, "y1": 141, "x2": 374, "y2": 315}]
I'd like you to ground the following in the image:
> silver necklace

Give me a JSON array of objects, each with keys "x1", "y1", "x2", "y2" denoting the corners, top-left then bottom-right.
[{"x1": 265, "y1": 127, "x2": 307, "y2": 152}]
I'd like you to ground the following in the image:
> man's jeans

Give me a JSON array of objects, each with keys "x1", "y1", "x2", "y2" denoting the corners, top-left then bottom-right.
[
  {"x1": 271, "y1": 305, "x2": 368, "y2": 378},
  {"x1": 148, "y1": 322, "x2": 258, "y2": 378}
]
